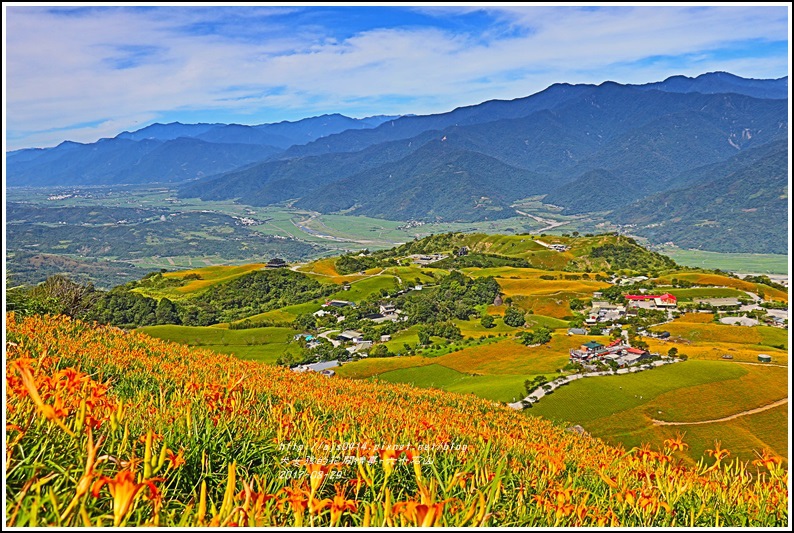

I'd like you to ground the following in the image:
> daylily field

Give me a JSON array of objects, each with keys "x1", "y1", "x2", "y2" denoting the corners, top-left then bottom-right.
[{"x1": 4, "y1": 313, "x2": 788, "y2": 527}]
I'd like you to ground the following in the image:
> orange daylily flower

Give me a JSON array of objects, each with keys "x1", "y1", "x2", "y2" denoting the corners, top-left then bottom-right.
[
  {"x1": 311, "y1": 484, "x2": 358, "y2": 526},
  {"x1": 393, "y1": 499, "x2": 450, "y2": 527},
  {"x1": 277, "y1": 485, "x2": 311, "y2": 526},
  {"x1": 705, "y1": 440, "x2": 730, "y2": 467},
  {"x1": 91, "y1": 470, "x2": 163, "y2": 526},
  {"x1": 664, "y1": 432, "x2": 689, "y2": 452},
  {"x1": 166, "y1": 448, "x2": 186, "y2": 469},
  {"x1": 753, "y1": 449, "x2": 782, "y2": 472}
]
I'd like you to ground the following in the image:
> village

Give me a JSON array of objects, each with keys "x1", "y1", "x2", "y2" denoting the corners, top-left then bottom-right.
[{"x1": 288, "y1": 262, "x2": 787, "y2": 392}]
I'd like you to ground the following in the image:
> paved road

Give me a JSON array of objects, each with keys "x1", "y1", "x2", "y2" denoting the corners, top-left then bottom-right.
[
  {"x1": 507, "y1": 358, "x2": 681, "y2": 410},
  {"x1": 318, "y1": 330, "x2": 341, "y2": 347}
]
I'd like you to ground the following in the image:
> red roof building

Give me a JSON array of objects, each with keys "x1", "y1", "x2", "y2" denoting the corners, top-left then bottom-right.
[
  {"x1": 625, "y1": 347, "x2": 648, "y2": 355},
  {"x1": 625, "y1": 293, "x2": 677, "y2": 303}
]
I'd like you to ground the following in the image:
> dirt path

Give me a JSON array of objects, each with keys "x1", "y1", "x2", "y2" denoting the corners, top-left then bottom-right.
[
  {"x1": 651, "y1": 398, "x2": 788, "y2": 426},
  {"x1": 733, "y1": 361, "x2": 788, "y2": 368}
]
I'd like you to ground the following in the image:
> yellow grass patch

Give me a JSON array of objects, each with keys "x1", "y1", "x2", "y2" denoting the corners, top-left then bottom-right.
[
  {"x1": 434, "y1": 335, "x2": 587, "y2": 376},
  {"x1": 656, "y1": 322, "x2": 763, "y2": 345},
  {"x1": 334, "y1": 355, "x2": 433, "y2": 379},
  {"x1": 676, "y1": 313, "x2": 716, "y2": 323},
  {"x1": 656, "y1": 272, "x2": 788, "y2": 302},
  {"x1": 519, "y1": 295, "x2": 573, "y2": 319},
  {"x1": 649, "y1": 364, "x2": 788, "y2": 423},
  {"x1": 497, "y1": 278, "x2": 609, "y2": 297},
  {"x1": 164, "y1": 264, "x2": 266, "y2": 294},
  {"x1": 644, "y1": 338, "x2": 788, "y2": 365}
]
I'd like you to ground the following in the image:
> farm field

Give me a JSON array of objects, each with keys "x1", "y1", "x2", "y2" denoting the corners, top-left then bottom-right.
[
  {"x1": 495, "y1": 277, "x2": 610, "y2": 298},
  {"x1": 335, "y1": 355, "x2": 434, "y2": 379},
  {"x1": 232, "y1": 301, "x2": 325, "y2": 325},
  {"x1": 340, "y1": 333, "x2": 597, "y2": 401},
  {"x1": 651, "y1": 321, "x2": 788, "y2": 353},
  {"x1": 657, "y1": 247, "x2": 789, "y2": 275},
  {"x1": 375, "y1": 364, "x2": 530, "y2": 403},
  {"x1": 137, "y1": 324, "x2": 300, "y2": 364},
  {"x1": 665, "y1": 287, "x2": 749, "y2": 301},
  {"x1": 529, "y1": 360, "x2": 788, "y2": 465},
  {"x1": 656, "y1": 271, "x2": 788, "y2": 302}
]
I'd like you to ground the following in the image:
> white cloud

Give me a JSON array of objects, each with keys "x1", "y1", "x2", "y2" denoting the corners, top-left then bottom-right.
[{"x1": 4, "y1": 5, "x2": 789, "y2": 150}]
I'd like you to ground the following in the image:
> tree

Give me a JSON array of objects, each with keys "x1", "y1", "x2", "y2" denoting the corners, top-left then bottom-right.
[
  {"x1": 633, "y1": 338, "x2": 649, "y2": 350},
  {"x1": 532, "y1": 327, "x2": 552, "y2": 345},
  {"x1": 418, "y1": 330, "x2": 431, "y2": 346},
  {"x1": 155, "y1": 298, "x2": 180, "y2": 324},
  {"x1": 480, "y1": 315, "x2": 495, "y2": 329},
  {"x1": 520, "y1": 327, "x2": 552, "y2": 346},
  {"x1": 667, "y1": 347, "x2": 679, "y2": 357},
  {"x1": 28, "y1": 275, "x2": 98, "y2": 318},
  {"x1": 369, "y1": 344, "x2": 390, "y2": 358},
  {"x1": 569, "y1": 298, "x2": 585, "y2": 311},
  {"x1": 503, "y1": 307, "x2": 525, "y2": 328},
  {"x1": 294, "y1": 313, "x2": 317, "y2": 332}
]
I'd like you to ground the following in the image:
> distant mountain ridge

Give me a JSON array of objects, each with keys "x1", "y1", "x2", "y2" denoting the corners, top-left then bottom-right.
[
  {"x1": 184, "y1": 82, "x2": 786, "y2": 226},
  {"x1": 5, "y1": 72, "x2": 788, "y2": 254},
  {"x1": 6, "y1": 113, "x2": 399, "y2": 187},
  {"x1": 632, "y1": 71, "x2": 788, "y2": 99}
]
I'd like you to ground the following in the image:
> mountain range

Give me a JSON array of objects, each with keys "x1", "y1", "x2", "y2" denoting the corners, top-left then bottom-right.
[{"x1": 6, "y1": 71, "x2": 789, "y2": 254}]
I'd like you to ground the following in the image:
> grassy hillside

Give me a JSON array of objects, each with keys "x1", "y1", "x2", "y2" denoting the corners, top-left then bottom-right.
[
  {"x1": 132, "y1": 264, "x2": 268, "y2": 300},
  {"x1": 531, "y1": 361, "x2": 788, "y2": 466},
  {"x1": 655, "y1": 271, "x2": 788, "y2": 302},
  {"x1": 137, "y1": 324, "x2": 301, "y2": 364},
  {"x1": 6, "y1": 313, "x2": 787, "y2": 527}
]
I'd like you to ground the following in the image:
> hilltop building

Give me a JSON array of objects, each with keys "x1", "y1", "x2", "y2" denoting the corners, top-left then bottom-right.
[{"x1": 265, "y1": 258, "x2": 288, "y2": 268}]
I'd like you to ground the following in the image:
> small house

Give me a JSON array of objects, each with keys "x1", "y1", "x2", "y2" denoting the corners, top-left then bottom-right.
[
  {"x1": 758, "y1": 354, "x2": 772, "y2": 363},
  {"x1": 380, "y1": 334, "x2": 391, "y2": 342},
  {"x1": 265, "y1": 258, "x2": 288, "y2": 268},
  {"x1": 336, "y1": 330, "x2": 363, "y2": 343},
  {"x1": 567, "y1": 328, "x2": 587, "y2": 336},
  {"x1": 493, "y1": 295, "x2": 503, "y2": 306},
  {"x1": 326, "y1": 300, "x2": 354, "y2": 308},
  {"x1": 581, "y1": 341, "x2": 603, "y2": 353}
]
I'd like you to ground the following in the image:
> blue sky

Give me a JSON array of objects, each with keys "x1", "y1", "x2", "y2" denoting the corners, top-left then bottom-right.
[{"x1": 4, "y1": 4, "x2": 790, "y2": 150}]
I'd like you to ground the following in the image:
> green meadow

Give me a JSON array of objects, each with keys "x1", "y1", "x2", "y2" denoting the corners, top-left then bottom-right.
[
  {"x1": 137, "y1": 324, "x2": 300, "y2": 364},
  {"x1": 374, "y1": 364, "x2": 530, "y2": 403},
  {"x1": 658, "y1": 247, "x2": 789, "y2": 275}
]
